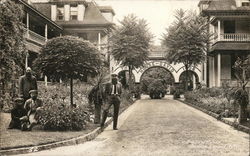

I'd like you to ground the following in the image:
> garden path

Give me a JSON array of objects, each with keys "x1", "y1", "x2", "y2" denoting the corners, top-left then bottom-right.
[{"x1": 15, "y1": 96, "x2": 249, "y2": 156}]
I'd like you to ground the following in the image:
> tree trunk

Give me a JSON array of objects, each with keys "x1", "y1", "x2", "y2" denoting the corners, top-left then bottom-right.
[
  {"x1": 128, "y1": 65, "x2": 133, "y2": 92},
  {"x1": 70, "y1": 77, "x2": 74, "y2": 107},
  {"x1": 94, "y1": 104, "x2": 101, "y2": 124},
  {"x1": 238, "y1": 104, "x2": 247, "y2": 123},
  {"x1": 184, "y1": 66, "x2": 189, "y2": 91}
]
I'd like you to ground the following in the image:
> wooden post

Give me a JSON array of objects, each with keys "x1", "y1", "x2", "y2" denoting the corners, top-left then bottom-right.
[
  {"x1": 98, "y1": 32, "x2": 101, "y2": 51},
  {"x1": 217, "y1": 53, "x2": 221, "y2": 87},
  {"x1": 45, "y1": 24, "x2": 48, "y2": 42},
  {"x1": 25, "y1": 52, "x2": 29, "y2": 69},
  {"x1": 218, "y1": 20, "x2": 221, "y2": 41},
  {"x1": 26, "y1": 13, "x2": 29, "y2": 38}
]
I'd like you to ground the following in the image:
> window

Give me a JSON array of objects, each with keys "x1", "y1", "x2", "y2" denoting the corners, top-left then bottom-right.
[
  {"x1": 242, "y1": 2, "x2": 250, "y2": 6},
  {"x1": 57, "y1": 5, "x2": 64, "y2": 21},
  {"x1": 70, "y1": 5, "x2": 78, "y2": 20}
]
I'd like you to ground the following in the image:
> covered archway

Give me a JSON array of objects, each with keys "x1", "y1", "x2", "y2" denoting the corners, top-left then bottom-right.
[
  {"x1": 140, "y1": 67, "x2": 175, "y2": 94},
  {"x1": 179, "y1": 70, "x2": 199, "y2": 91}
]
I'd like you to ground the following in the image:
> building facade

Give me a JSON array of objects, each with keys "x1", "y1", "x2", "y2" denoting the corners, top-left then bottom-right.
[
  {"x1": 20, "y1": 0, "x2": 63, "y2": 69},
  {"x1": 30, "y1": 0, "x2": 115, "y2": 60},
  {"x1": 199, "y1": 0, "x2": 250, "y2": 88}
]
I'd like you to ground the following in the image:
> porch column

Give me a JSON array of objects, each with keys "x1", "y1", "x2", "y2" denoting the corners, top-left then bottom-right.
[
  {"x1": 212, "y1": 24, "x2": 215, "y2": 43},
  {"x1": 44, "y1": 24, "x2": 48, "y2": 87},
  {"x1": 217, "y1": 53, "x2": 221, "y2": 87},
  {"x1": 212, "y1": 57, "x2": 216, "y2": 87},
  {"x1": 45, "y1": 76, "x2": 48, "y2": 88},
  {"x1": 98, "y1": 32, "x2": 101, "y2": 51},
  {"x1": 26, "y1": 13, "x2": 29, "y2": 38},
  {"x1": 218, "y1": 20, "x2": 221, "y2": 41},
  {"x1": 204, "y1": 61, "x2": 207, "y2": 85},
  {"x1": 193, "y1": 74, "x2": 196, "y2": 90},
  {"x1": 25, "y1": 52, "x2": 29, "y2": 69},
  {"x1": 45, "y1": 24, "x2": 48, "y2": 42}
]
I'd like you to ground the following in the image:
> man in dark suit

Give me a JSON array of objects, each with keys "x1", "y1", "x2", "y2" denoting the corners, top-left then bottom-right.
[
  {"x1": 101, "y1": 73, "x2": 122, "y2": 130},
  {"x1": 19, "y1": 67, "x2": 37, "y2": 102}
]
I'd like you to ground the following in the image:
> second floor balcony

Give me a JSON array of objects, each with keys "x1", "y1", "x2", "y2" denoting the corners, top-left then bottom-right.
[
  {"x1": 24, "y1": 28, "x2": 46, "y2": 46},
  {"x1": 213, "y1": 33, "x2": 250, "y2": 43}
]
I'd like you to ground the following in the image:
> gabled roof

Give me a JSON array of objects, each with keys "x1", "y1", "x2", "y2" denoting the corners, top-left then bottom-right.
[
  {"x1": 201, "y1": 0, "x2": 250, "y2": 13},
  {"x1": 32, "y1": 1, "x2": 114, "y2": 27}
]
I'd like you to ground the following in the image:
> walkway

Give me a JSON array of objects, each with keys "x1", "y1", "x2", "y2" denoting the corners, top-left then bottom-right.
[{"x1": 16, "y1": 96, "x2": 249, "y2": 156}]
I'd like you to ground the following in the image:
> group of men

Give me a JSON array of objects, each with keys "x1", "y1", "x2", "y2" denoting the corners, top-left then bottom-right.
[
  {"x1": 8, "y1": 67, "x2": 42, "y2": 131},
  {"x1": 8, "y1": 67, "x2": 123, "y2": 131}
]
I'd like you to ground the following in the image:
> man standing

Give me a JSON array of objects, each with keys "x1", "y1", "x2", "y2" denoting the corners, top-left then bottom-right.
[
  {"x1": 101, "y1": 74, "x2": 122, "y2": 130},
  {"x1": 19, "y1": 67, "x2": 37, "y2": 102}
]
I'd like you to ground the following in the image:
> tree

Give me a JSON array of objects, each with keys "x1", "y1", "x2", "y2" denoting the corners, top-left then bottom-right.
[
  {"x1": 34, "y1": 36, "x2": 102, "y2": 107},
  {"x1": 162, "y1": 9, "x2": 209, "y2": 91},
  {"x1": 110, "y1": 14, "x2": 153, "y2": 91},
  {"x1": 233, "y1": 54, "x2": 250, "y2": 123},
  {"x1": 0, "y1": 0, "x2": 26, "y2": 95}
]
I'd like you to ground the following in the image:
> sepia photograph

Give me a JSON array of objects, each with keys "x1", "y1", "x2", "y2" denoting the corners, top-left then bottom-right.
[{"x1": 0, "y1": 0, "x2": 250, "y2": 155}]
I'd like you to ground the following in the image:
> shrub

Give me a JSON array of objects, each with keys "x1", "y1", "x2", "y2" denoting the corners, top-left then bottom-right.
[
  {"x1": 34, "y1": 82, "x2": 93, "y2": 131},
  {"x1": 173, "y1": 89, "x2": 181, "y2": 99},
  {"x1": 184, "y1": 87, "x2": 238, "y2": 117},
  {"x1": 37, "y1": 98, "x2": 90, "y2": 131},
  {"x1": 148, "y1": 79, "x2": 165, "y2": 99}
]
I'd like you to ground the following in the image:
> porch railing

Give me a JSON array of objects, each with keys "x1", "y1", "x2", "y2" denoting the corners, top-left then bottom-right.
[
  {"x1": 24, "y1": 28, "x2": 46, "y2": 45},
  {"x1": 221, "y1": 33, "x2": 250, "y2": 41},
  {"x1": 213, "y1": 33, "x2": 250, "y2": 43}
]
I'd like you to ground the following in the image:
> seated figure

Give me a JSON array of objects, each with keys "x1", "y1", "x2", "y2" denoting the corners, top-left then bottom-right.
[
  {"x1": 8, "y1": 98, "x2": 29, "y2": 130},
  {"x1": 24, "y1": 90, "x2": 42, "y2": 130}
]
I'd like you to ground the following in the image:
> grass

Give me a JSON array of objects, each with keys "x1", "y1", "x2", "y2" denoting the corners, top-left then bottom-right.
[
  {"x1": 0, "y1": 91, "x2": 134, "y2": 150},
  {"x1": 0, "y1": 113, "x2": 98, "y2": 150}
]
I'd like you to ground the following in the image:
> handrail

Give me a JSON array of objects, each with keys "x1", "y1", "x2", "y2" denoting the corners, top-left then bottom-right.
[
  {"x1": 24, "y1": 28, "x2": 46, "y2": 45},
  {"x1": 221, "y1": 33, "x2": 250, "y2": 42}
]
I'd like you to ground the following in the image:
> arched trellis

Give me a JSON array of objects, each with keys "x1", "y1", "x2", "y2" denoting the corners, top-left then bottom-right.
[
  {"x1": 178, "y1": 70, "x2": 200, "y2": 90},
  {"x1": 111, "y1": 60, "x2": 202, "y2": 84},
  {"x1": 139, "y1": 66, "x2": 175, "y2": 84}
]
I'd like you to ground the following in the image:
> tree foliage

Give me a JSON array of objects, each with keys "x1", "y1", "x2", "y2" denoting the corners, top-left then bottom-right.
[
  {"x1": 162, "y1": 9, "x2": 209, "y2": 90},
  {"x1": 0, "y1": 0, "x2": 26, "y2": 89},
  {"x1": 34, "y1": 36, "x2": 102, "y2": 106},
  {"x1": 110, "y1": 14, "x2": 153, "y2": 90},
  {"x1": 141, "y1": 67, "x2": 174, "y2": 93},
  {"x1": 232, "y1": 54, "x2": 250, "y2": 123}
]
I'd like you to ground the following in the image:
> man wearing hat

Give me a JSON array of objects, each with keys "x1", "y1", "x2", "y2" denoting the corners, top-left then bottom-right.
[
  {"x1": 8, "y1": 98, "x2": 29, "y2": 130},
  {"x1": 24, "y1": 90, "x2": 42, "y2": 130},
  {"x1": 100, "y1": 73, "x2": 122, "y2": 130},
  {"x1": 19, "y1": 67, "x2": 37, "y2": 102}
]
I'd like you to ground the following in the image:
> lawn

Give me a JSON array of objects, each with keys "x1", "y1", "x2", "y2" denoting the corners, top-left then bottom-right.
[
  {"x1": 0, "y1": 91, "x2": 134, "y2": 150},
  {"x1": 0, "y1": 112, "x2": 98, "y2": 150}
]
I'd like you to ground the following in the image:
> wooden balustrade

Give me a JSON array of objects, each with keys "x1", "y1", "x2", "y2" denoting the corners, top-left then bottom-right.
[
  {"x1": 24, "y1": 28, "x2": 46, "y2": 45},
  {"x1": 220, "y1": 33, "x2": 250, "y2": 42}
]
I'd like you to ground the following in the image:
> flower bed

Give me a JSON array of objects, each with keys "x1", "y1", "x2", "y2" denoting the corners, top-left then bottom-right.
[{"x1": 184, "y1": 88, "x2": 238, "y2": 117}]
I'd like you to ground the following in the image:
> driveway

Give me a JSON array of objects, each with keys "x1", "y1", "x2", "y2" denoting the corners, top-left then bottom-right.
[{"x1": 16, "y1": 96, "x2": 249, "y2": 156}]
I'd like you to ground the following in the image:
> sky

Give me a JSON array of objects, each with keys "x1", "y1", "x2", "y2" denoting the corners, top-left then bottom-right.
[{"x1": 96, "y1": 0, "x2": 200, "y2": 45}]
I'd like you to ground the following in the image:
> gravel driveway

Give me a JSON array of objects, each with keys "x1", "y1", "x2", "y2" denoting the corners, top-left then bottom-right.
[{"x1": 16, "y1": 96, "x2": 249, "y2": 156}]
